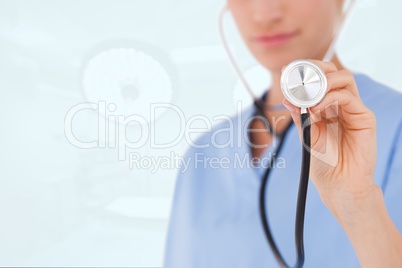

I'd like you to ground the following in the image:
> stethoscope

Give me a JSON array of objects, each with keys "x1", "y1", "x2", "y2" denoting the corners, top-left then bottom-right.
[{"x1": 218, "y1": 1, "x2": 357, "y2": 267}]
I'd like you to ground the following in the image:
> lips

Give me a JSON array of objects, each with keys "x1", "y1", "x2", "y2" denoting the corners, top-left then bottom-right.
[{"x1": 254, "y1": 31, "x2": 298, "y2": 48}]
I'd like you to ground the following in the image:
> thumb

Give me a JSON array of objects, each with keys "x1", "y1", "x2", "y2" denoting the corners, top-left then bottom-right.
[{"x1": 282, "y1": 98, "x2": 302, "y2": 142}]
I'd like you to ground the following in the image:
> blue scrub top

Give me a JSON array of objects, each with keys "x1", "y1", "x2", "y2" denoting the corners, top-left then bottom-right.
[{"x1": 164, "y1": 73, "x2": 402, "y2": 268}]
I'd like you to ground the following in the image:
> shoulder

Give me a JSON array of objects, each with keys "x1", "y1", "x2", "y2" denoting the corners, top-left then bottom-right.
[
  {"x1": 180, "y1": 105, "x2": 254, "y2": 159},
  {"x1": 354, "y1": 72, "x2": 402, "y2": 117},
  {"x1": 354, "y1": 72, "x2": 402, "y2": 187}
]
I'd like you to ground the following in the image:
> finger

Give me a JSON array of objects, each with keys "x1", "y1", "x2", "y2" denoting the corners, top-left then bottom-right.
[
  {"x1": 306, "y1": 59, "x2": 338, "y2": 74},
  {"x1": 284, "y1": 99, "x2": 324, "y2": 150},
  {"x1": 284, "y1": 98, "x2": 327, "y2": 150},
  {"x1": 310, "y1": 89, "x2": 375, "y2": 129},
  {"x1": 311, "y1": 89, "x2": 357, "y2": 113},
  {"x1": 308, "y1": 108, "x2": 328, "y2": 151},
  {"x1": 282, "y1": 98, "x2": 300, "y2": 118},
  {"x1": 308, "y1": 106, "x2": 339, "y2": 128},
  {"x1": 326, "y1": 69, "x2": 360, "y2": 98},
  {"x1": 282, "y1": 98, "x2": 302, "y2": 142}
]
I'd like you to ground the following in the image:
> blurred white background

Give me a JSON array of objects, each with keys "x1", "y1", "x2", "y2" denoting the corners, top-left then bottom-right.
[{"x1": 0, "y1": 0, "x2": 401, "y2": 266}]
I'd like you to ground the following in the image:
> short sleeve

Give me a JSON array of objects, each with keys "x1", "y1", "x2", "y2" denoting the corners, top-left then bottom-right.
[
  {"x1": 163, "y1": 148, "x2": 198, "y2": 268},
  {"x1": 383, "y1": 119, "x2": 402, "y2": 233}
]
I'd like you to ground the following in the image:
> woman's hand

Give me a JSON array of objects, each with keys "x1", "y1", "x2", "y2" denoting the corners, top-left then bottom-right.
[
  {"x1": 282, "y1": 60, "x2": 402, "y2": 268},
  {"x1": 282, "y1": 60, "x2": 378, "y2": 212}
]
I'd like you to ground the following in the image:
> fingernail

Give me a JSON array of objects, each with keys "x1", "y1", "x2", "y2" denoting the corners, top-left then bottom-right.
[{"x1": 283, "y1": 102, "x2": 295, "y2": 113}]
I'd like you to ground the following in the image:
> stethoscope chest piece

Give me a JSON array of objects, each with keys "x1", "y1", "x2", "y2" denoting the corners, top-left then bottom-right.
[{"x1": 281, "y1": 59, "x2": 327, "y2": 110}]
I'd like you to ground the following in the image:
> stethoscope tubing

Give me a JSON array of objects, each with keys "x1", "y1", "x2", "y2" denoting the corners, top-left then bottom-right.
[{"x1": 218, "y1": 1, "x2": 358, "y2": 267}]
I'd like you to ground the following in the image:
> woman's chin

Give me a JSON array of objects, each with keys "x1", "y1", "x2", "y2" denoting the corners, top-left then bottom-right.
[{"x1": 256, "y1": 56, "x2": 297, "y2": 72}]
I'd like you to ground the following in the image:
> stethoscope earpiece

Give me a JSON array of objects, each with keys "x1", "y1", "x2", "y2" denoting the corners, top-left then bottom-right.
[{"x1": 280, "y1": 59, "x2": 327, "y2": 112}]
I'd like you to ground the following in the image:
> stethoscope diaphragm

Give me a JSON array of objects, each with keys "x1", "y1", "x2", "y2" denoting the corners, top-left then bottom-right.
[{"x1": 280, "y1": 59, "x2": 327, "y2": 110}]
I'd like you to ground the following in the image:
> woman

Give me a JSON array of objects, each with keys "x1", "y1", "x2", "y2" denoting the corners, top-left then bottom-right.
[{"x1": 164, "y1": 0, "x2": 402, "y2": 267}]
